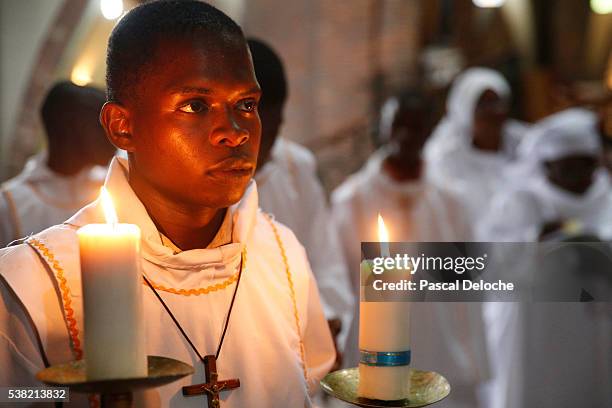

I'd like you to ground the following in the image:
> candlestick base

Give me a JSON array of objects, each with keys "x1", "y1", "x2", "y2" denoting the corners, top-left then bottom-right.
[
  {"x1": 320, "y1": 367, "x2": 450, "y2": 407},
  {"x1": 36, "y1": 355, "x2": 194, "y2": 394}
]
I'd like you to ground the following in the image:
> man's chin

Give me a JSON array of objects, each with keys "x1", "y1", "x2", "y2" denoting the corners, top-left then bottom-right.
[{"x1": 201, "y1": 185, "x2": 251, "y2": 209}]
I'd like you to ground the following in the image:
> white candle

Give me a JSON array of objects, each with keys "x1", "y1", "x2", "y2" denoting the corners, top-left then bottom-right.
[
  {"x1": 77, "y1": 188, "x2": 147, "y2": 380},
  {"x1": 358, "y1": 216, "x2": 411, "y2": 400}
]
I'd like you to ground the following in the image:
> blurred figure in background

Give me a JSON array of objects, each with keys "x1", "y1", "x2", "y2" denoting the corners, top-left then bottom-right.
[
  {"x1": 332, "y1": 91, "x2": 490, "y2": 408},
  {"x1": 478, "y1": 108, "x2": 612, "y2": 408},
  {"x1": 480, "y1": 108, "x2": 612, "y2": 241},
  {"x1": 425, "y1": 67, "x2": 529, "y2": 226},
  {"x1": 0, "y1": 82, "x2": 114, "y2": 247},
  {"x1": 333, "y1": 90, "x2": 472, "y2": 286},
  {"x1": 249, "y1": 38, "x2": 353, "y2": 359}
]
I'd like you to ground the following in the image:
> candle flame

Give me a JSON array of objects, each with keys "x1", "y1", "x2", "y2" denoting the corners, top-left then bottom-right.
[
  {"x1": 100, "y1": 187, "x2": 118, "y2": 225},
  {"x1": 377, "y1": 213, "x2": 389, "y2": 242}
]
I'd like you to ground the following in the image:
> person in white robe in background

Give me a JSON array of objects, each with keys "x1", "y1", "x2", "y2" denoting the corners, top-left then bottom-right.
[
  {"x1": 0, "y1": 82, "x2": 115, "y2": 247},
  {"x1": 332, "y1": 91, "x2": 490, "y2": 408},
  {"x1": 0, "y1": 2, "x2": 335, "y2": 407},
  {"x1": 478, "y1": 108, "x2": 612, "y2": 408},
  {"x1": 424, "y1": 67, "x2": 529, "y2": 225},
  {"x1": 480, "y1": 108, "x2": 612, "y2": 241},
  {"x1": 248, "y1": 39, "x2": 353, "y2": 356}
]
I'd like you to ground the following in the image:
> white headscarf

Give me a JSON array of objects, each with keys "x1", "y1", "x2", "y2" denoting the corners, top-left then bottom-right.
[
  {"x1": 445, "y1": 68, "x2": 511, "y2": 134},
  {"x1": 425, "y1": 67, "x2": 512, "y2": 161},
  {"x1": 517, "y1": 108, "x2": 601, "y2": 164},
  {"x1": 509, "y1": 108, "x2": 602, "y2": 189}
]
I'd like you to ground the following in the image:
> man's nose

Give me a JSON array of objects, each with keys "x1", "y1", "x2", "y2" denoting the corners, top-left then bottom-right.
[{"x1": 210, "y1": 106, "x2": 249, "y2": 147}]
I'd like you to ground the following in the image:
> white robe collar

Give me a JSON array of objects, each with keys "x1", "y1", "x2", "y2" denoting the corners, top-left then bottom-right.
[{"x1": 66, "y1": 157, "x2": 259, "y2": 272}]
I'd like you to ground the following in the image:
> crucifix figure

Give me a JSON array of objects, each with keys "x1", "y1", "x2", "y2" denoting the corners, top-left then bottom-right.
[{"x1": 183, "y1": 355, "x2": 240, "y2": 408}]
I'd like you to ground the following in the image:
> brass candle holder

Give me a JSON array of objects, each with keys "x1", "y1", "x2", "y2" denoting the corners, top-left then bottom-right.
[
  {"x1": 320, "y1": 367, "x2": 450, "y2": 408},
  {"x1": 36, "y1": 355, "x2": 194, "y2": 408}
]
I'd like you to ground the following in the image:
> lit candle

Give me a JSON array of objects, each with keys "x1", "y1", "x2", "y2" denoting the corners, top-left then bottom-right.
[
  {"x1": 358, "y1": 215, "x2": 411, "y2": 400},
  {"x1": 377, "y1": 213, "x2": 390, "y2": 258},
  {"x1": 77, "y1": 187, "x2": 147, "y2": 380}
]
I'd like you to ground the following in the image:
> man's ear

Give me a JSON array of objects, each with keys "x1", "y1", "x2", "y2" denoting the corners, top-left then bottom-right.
[{"x1": 100, "y1": 101, "x2": 135, "y2": 152}]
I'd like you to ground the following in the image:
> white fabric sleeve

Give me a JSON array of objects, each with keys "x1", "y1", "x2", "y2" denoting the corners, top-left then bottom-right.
[
  {"x1": 0, "y1": 277, "x2": 47, "y2": 389},
  {"x1": 330, "y1": 195, "x2": 361, "y2": 296},
  {"x1": 273, "y1": 219, "x2": 336, "y2": 397},
  {"x1": 330, "y1": 194, "x2": 363, "y2": 367},
  {"x1": 302, "y1": 265, "x2": 336, "y2": 395},
  {"x1": 0, "y1": 244, "x2": 54, "y2": 407}
]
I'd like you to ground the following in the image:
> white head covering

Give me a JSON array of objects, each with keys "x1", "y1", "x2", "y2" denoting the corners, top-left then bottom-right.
[
  {"x1": 517, "y1": 108, "x2": 601, "y2": 164},
  {"x1": 425, "y1": 67, "x2": 512, "y2": 161},
  {"x1": 446, "y1": 67, "x2": 511, "y2": 134}
]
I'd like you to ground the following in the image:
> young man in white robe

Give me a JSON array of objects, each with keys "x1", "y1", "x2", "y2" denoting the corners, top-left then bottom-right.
[
  {"x1": 478, "y1": 108, "x2": 612, "y2": 408},
  {"x1": 0, "y1": 1, "x2": 335, "y2": 407},
  {"x1": 248, "y1": 39, "x2": 353, "y2": 359},
  {"x1": 424, "y1": 67, "x2": 529, "y2": 226},
  {"x1": 331, "y1": 91, "x2": 490, "y2": 408},
  {"x1": 0, "y1": 82, "x2": 114, "y2": 247}
]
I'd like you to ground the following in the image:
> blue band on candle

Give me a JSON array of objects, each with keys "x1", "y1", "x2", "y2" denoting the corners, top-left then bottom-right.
[{"x1": 359, "y1": 350, "x2": 411, "y2": 367}]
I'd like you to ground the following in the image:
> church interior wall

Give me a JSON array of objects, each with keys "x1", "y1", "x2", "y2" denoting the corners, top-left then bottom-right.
[{"x1": 0, "y1": 0, "x2": 65, "y2": 179}]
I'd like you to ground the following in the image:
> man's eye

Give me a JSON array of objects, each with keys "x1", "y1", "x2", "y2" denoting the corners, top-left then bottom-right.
[
  {"x1": 237, "y1": 99, "x2": 257, "y2": 112},
  {"x1": 179, "y1": 101, "x2": 208, "y2": 113}
]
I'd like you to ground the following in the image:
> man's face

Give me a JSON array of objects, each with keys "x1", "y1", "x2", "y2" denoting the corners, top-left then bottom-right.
[
  {"x1": 545, "y1": 154, "x2": 599, "y2": 195},
  {"x1": 472, "y1": 89, "x2": 508, "y2": 152},
  {"x1": 390, "y1": 107, "x2": 431, "y2": 160},
  {"x1": 126, "y1": 37, "x2": 261, "y2": 209}
]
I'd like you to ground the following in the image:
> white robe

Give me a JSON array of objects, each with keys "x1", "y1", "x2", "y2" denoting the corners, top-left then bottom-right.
[
  {"x1": 0, "y1": 157, "x2": 335, "y2": 407},
  {"x1": 426, "y1": 141, "x2": 514, "y2": 225},
  {"x1": 331, "y1": 149, "x2": 490, "y2": 408},
  {"x1": 255, "y1": 138, "x2": 353, "y2": 344},
  {"x1": 0, "y1": 151, "x2": 106, "y2": 247},
  {"x1": 424, "y1": 67, "x2": 529, "y2": 226},
  {"x1": 478, "y1": 109, "x2": 612, "y2": 408}
]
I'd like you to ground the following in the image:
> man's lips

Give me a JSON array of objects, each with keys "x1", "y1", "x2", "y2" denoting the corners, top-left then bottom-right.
[{"x1": 207, "y1": 157, "x2": 255, "y2": 177}]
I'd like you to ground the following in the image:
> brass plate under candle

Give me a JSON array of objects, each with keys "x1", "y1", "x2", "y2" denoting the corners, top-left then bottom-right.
[
  {"x1": 36, "y1": 356, "x2": 194, "y2": 394},
  {"x1": 320, "y1": 368, "x2": 450, "y2": 407}
]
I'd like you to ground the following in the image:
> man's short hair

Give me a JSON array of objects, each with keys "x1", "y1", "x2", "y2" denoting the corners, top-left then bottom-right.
[
  {"x1": 247, "y1": 38, "x2": 288, "y2": 108},
  {"x1": 41, "y1": 81, "x2": 105, "y2": 143},
  {"x1": 377, "y1": 88, "x2": 432, "y2": 145},
  {"x1": 106, "y1": 0, "x2": 244, "y2": 103}
]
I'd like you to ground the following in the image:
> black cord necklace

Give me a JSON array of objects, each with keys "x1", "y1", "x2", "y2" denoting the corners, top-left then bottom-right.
[{"x1": 142, "y1": 251, "x2": 245, "y2": 408}]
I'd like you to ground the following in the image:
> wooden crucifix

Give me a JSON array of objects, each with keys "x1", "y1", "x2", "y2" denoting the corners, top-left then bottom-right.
[{"x1": 183, "y1": 355, "x2": 240, "y2": 408}]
